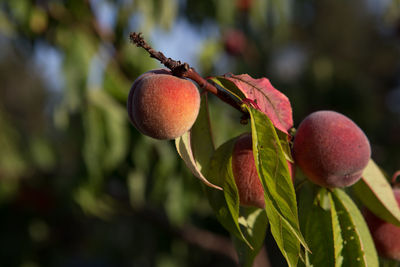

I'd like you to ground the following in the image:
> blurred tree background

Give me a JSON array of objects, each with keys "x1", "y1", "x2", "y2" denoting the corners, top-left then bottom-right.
[{"x1": 0, "y1": 0, "x2": 399, "y2": 266}]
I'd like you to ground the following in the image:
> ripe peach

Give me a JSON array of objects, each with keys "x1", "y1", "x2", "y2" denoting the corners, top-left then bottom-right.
[
  {"x1": 127, "y1": 69, "x2": 200, "y2": 140},
  {"x1": 293, "y1": 110, "x2": 371, "y2": 188},
  {"x1": 364, "y1": 188, "x2": 400, "y2": 260},
  {"x1": 232, "y1": 133, "x2": 265, "y2": 209}
]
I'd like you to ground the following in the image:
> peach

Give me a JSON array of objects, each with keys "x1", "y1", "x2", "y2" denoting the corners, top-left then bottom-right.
[
  {"x1": 293, "y1": 110, "x2": 371, "y2": 188},
  {"x1": 232, "y1": 133, "x2": 265, "y2": 209},
  {"x1": 127, "y1": 69, "x2": 200, "y2": 140},
  {"x1": 364, "y1": 188, "x2": 400, "y2": 260}
]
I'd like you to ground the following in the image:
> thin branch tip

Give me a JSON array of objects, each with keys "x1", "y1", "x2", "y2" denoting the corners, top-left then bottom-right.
[{"x1": 129, "y1": 32, "x2": 147, "y2": 48}]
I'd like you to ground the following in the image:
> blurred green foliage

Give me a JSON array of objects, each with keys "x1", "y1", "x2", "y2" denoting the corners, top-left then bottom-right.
[{"x1": 0, "y1": 0, "x2": 399, "y2": 266}]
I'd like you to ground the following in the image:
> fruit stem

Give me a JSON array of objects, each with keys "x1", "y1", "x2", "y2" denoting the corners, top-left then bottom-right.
[{"x1": 129, "y1": 32, "x2": 246, "y2": 117}]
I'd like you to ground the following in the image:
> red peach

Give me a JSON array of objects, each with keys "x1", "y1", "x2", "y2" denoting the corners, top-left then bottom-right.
[
  {"x1": 293, "y1": 111, "x2": 371, "y2": 188},
  {"x1": 364, "y1": 189, "x2": 400, "y2": 261},
  {"x1": 232, "y1": 133, "x2": 265, "y2": 209}
]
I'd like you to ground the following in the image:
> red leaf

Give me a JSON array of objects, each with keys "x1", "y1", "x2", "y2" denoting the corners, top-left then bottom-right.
[{"x1": 223, "y1": 74, "x2": 293, "y2": 134}]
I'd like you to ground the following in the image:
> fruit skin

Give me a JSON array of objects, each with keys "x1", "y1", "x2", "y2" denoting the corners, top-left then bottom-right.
[
  {"x1": 364, "y1": 189, "x2": 400, "y2": 260},
  {"x1": 231, "y1": 133, "x2": 295, "y2": 208},
  {"x1": 127, "y1": 69, "x2": 200, "y2": 140},
  {"x1": 293, "y1": 110, "x2": 371, "y2": 188},
  {"x1": 232, "y1": 133, "x2": 265, "y2": 209}
]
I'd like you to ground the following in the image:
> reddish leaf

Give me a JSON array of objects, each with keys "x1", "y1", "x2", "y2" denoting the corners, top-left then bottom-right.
[{"x1": 215, "y1": 74, "x2": 293, "y2": 134}]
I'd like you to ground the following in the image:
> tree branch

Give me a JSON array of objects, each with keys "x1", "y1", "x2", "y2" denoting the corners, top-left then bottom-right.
[
  {"x1": 129, "y1": 32, "x2": 246, "y2": 116},
  {"x1": 129, "y1": 204, "x2": 270, "y2": 267}
]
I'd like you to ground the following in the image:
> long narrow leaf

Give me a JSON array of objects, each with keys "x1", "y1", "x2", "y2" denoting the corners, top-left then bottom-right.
[
  {"x1": 298, "y1": 186, "x2": 343, "y2": 267},
  {"x1": 247, "y1": 106, "x2": 308, "y2": 266},
  {"x1": 175, "y1": 94, "x2": 221, "y2": 190},
  {"x1": 233, "y1": 208, "x2": 269, "y2": 267},
  {"x1": 205, "y1": 139, "x2": 251, "y2": 248},
  {"x1": 332, "y1": 189, "x2": 378, "y2": 267},
  {"x1": 176, "y1": 134, "x2": 222, "y2": 190},
  {"x1": 329, "y1": 192, "x2": 344, "y2": 267},
  {"x1": 190, "y1": 93, "x2": 215, "y2": 172},
  {"x1": 353, "y1": 159, "x2": 400, "y2": 226}
]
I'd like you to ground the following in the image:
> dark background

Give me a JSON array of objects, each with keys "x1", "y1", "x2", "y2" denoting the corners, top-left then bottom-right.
[{"x1": 0, "y1": 0, "x2": 399, "y2": 266}]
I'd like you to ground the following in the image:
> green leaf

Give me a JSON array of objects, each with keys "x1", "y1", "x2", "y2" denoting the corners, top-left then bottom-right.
[
  {"x1": 205, "y1": 138, "x2": 251, "y2": 247},
  {"x1": 332, "y1": 188, "x2": 379, "y2": 267},
  {"x1": 189, "y1": 93, "x2": 215, "y2": 173},
  {"x1": 74, "y1": 185, "x2": 115, "y2": 220},
  {"x1": 300, "y1": 188, "x2": 343, "y2": 267},
  {"x1": 88, "y1": 90, "x2": 129, "y2": 171},
  {"x1": 59, "y1": 30, "x2": 97, "y2": 112},
  {"x1": 209, "y1": 76, "x2": 245, "y2": 102},
  {"x1": 175, "y1": 132, "x2": 222, "y2": 190},
  {"x1": 175, "y1": 93, "x2": 221, "y2": 190},
  {"x1": 233, "y1": 208, "x2": 269, "y2": 267},
  {"x1": 276, "y1": 128, "x2": 293, "y2": 163},
  {"x1": 297, "y1": 181, "x2": 313, "y2": 267},
  {"x1": 29, "y1": 137, "x2": 56, "y2": 171},
  {"x1": 330, "y1": 191, "x2": 344, "y2": 267},
  {"x1": 83, "y1": 101, "x2": 106, "y2": 187},
  {"x1": 158, "y1": 0, "x2": 178, "y2": 30},
  {"x1": 247, "y1": 106, "x2": 308, "y2": 266},
  {"x1": 103, "y1": 63, "x2": 132, "y2": 102},
  {"x1": 353, "y1": 159, "x2": 400, "y2": 226}
]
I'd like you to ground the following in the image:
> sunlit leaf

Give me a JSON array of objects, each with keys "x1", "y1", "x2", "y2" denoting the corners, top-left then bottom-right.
[
  {"x1": 190, "y1": 93, "x2": 215, "y2": 172},
  {"x1": 248, "y1": 106, "x2": 307, "y2": 266},
  {"x1": 212, "y1": 74, "x2": 293, "y2": 134},
  {"x1": 233, "y1": 208, "x2": 268, "y2": 267},
  {"x1": 353, "y1": 159, "x2": 400, "y2": 226},
  {"x1": 175, "y1": 93, "x2": 221, "y2": 190},
  {"x1": 175, "y1": 133, "x2": 221, "y2": 190},
  {"x1": 276, "y1": 129, "x2": 293, "y2": 163}
]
